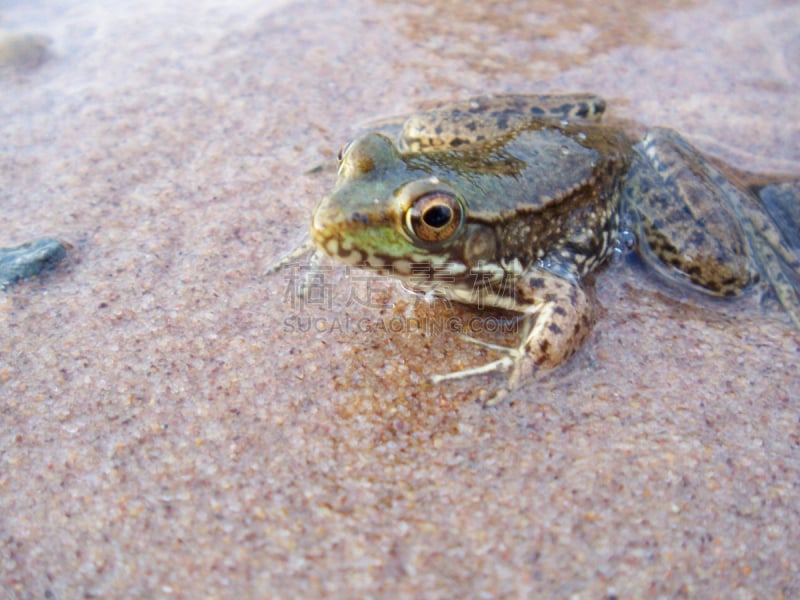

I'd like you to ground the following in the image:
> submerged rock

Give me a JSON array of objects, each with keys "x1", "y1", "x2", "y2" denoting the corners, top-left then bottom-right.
[
  {"x1": 0, "y1": 238, "x2": 68, "y2": 290},
  {"x1": 0, "y1": 31, "x2": 52, "y2": 72}
]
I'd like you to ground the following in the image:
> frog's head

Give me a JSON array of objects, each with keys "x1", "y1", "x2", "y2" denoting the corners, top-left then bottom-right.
[{"x1": 312, "y1": 133, "x2": 495, "y2": 281}]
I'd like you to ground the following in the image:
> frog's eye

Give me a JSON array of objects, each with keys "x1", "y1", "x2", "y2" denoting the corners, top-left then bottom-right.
[
  {"x1": 337, "y1": 141, "x2": 351, "y2": 162},
  {"x1": 406, "y1": 192, "x2": 463, "y2": 243}
]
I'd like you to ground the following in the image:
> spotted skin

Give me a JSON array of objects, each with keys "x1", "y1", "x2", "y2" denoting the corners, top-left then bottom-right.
[
  {"x1": 308, "y1": 94, "x2": 800, "y2": 402},
  {"x1": 624, "y1": 129, "x2": 759, "y2": 295},
  {"x1": 426, "y1": 269, "x2": 594, "y2": 404},
  {"x1": 625, "y1": 129, "x2": 800, "y2": 328},
  {"x1": 400, "y1": 94, "x2": 606, "y2": 152}
]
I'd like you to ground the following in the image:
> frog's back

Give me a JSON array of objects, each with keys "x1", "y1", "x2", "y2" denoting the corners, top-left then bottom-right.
[
  {"x1": 397, "y1": 120, "x2": 629, "y2": 276},
  {"x1": 400, "y1": 93, "x2": 607, "y2": 152}
]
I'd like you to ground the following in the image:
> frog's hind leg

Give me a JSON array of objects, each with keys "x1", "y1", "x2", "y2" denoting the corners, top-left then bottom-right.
[
  {"x1": 626, "y1": 127, "x2": 800, "y2": 328},
  {"x1": 754, "y1": 181, "x2": 800, "y2": 252},
  {"x1": 742, "y1": 180, "x2": 800, "y2": 328},
  {"x1": 625, "y1": 127, "x2": 760, "y2": 297}
]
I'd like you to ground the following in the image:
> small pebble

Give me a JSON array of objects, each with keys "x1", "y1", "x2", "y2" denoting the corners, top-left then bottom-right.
[
  {"x1": 0, "y1": 238, "x2": 68, "y2": 290},
  {"x1": 0, "y1": 31, "x2": 52, "y2": 72}
]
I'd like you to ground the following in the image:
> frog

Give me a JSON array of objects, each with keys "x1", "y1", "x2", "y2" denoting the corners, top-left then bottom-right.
[{"x1": 307, "y1": 93, "x2": 800, "y2": 402}]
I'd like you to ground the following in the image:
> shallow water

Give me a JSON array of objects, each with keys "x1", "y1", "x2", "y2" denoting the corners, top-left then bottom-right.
[{"x1": 1, "y1": 0, "x2": 799, "y2": 597}]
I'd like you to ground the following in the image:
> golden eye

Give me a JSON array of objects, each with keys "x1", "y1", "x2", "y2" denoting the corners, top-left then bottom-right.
[{"x1": 406, "y1": 192, "x2": 463, "y2": 243}]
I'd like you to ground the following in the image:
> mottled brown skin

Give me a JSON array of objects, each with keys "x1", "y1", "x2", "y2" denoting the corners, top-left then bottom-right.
[
  {"x1": 514, "y1": 271, "x2": 594, "y2": 369},
  {"x1": 309, "y1": 94, "x2": 800, "y2": 402},
  {"x1": 399, "y1": 94, "x2": 607, "y2": 152},
  {"x1": 626, "y1": 130, "x2": 758, "y2": 295},
  {"x1": 625, "y1": 129, "x2": 800, "y2": 328}
]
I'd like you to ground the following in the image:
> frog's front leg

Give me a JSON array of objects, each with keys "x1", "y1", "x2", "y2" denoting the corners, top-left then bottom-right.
[{"x1": 431, "y1": 269, "x2": 593, "y2": 404}]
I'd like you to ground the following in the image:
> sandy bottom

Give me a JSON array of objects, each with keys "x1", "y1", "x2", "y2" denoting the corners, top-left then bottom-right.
[{"x1": 1, "y1": 0, "x2": 799, "y2": 597}]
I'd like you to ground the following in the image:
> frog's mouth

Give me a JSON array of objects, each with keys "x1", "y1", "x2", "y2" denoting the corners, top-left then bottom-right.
[
  {"x1": 310, "y1": 219, "x2": 421, "y2": 275},
  {"x1": 311, "y1": 192, "x2": 408, "y2": 269},
  {"x1": 311, "y1": 198, "x2": 379, "y2": 267}
]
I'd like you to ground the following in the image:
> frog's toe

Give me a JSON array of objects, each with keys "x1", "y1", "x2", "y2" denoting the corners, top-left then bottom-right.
[
  {"x1": 429, "y1": 354, "x2": 517, "y2": 384},
  {"x1": 482, "y1": 386, "x2": 511, "y2": 407},
  {"x1": 264, "y1": 238, "x2": 317, "y2": 275},
  {"x1": 458, "y1": 334, "x2": 519, "y2": 354},
  {"x1": 430, "y1": 336, "x2": 527, "y2": 405}
]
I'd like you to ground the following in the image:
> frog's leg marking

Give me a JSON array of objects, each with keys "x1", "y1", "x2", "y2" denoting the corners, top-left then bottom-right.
[
  {"x1": 400, "y1": 93, "x2": 607, "y2": 153},
  {"x1": 431, "y1": 269, "x2": 593, "y2": 405},
  {"x1": 627, "y1": 128, "x2": 800, "y2": 328},
  {"x1": 625, "y1": 128, "x2": 760, "y2": 296}
]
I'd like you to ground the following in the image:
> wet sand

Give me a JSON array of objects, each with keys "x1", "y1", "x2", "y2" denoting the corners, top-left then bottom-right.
[{"x1": 1, "y1": 0, "x2": 799, "y2": 597}]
